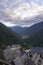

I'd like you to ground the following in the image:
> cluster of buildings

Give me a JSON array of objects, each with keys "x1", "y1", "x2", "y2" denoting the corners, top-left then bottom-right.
[{"x1": 2, "y1": 45, "x2": 43, "y2": 65}]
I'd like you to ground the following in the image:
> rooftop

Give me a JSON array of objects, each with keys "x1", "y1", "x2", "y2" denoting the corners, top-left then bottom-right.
[{"x1": 29, "y1": 47, "x2": 43, "y2": 54}]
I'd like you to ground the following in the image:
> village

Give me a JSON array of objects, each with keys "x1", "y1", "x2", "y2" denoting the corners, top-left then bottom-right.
[{"x1": 0, "y1": 44, "x2": 43, "y2": 65}]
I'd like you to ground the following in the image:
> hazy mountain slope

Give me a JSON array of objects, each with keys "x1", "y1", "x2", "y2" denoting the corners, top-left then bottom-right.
[
  {"x1": 22, "y1": 22, "x2": 43, "y2": 37},
  {"x1": 0, "y1": 22, "x2": 21, "y2": 48},
  {"x1": 10, "y1": 26, "x2": 27, "y2": 33},
  {"x1": 10, "y1": 22, "x2": 43, "y2": 39},
  {"x1": 23, "y1": 22, "x2": 43, "y2": 47},
  {"x1": 24, "y1": 29, "x2": 43, "y2": 47}
]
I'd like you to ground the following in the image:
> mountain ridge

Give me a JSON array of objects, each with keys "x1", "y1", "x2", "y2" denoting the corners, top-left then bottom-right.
[
  {"x1": 0, "y1": 22, "x2": 21, "y2": 48},
  {"x1": 10, "y1": 22, "x2": 43, "y2": 38}
]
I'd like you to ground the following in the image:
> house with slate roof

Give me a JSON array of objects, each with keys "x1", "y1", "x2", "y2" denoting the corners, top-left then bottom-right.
[{"x1": 26, "y1": 47, "x2": 43, "y2": 65}]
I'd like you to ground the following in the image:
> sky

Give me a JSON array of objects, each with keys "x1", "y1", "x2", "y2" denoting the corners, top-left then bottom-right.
[{"x1": 0, "y1": 0, "x2": 43, "y2": 27}]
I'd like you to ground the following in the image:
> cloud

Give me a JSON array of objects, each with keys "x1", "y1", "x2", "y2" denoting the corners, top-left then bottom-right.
[{"x1": 0, "y1": 0, "x2": 43, "y2": 26}]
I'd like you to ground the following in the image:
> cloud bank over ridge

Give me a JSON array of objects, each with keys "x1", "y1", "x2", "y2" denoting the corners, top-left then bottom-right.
[{"x1": 0, "y1": 0, "x2": 43, "y2": 26}]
